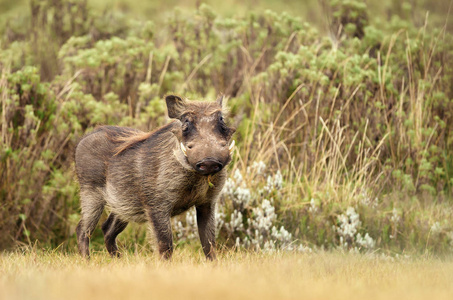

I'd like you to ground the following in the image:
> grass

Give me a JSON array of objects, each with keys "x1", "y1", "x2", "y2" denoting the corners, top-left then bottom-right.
[{"x1": 1, "y1": 249, "x2": 453, "y2": 300}]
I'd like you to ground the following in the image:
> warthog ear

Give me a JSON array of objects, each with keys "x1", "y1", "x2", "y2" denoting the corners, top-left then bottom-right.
[
  {"x1": 216, "y1": 94, "x2": 224, "y2": 107},
  {"x1": 217, "y1": 94, "x2": 231, "y2": 114},
  {"x1": 165, "y1": 95, "x2": 186, "y2": 119}
]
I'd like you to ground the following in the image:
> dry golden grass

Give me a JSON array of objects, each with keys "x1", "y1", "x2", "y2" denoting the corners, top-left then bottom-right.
[{"x1": 1, "y1": 249, "x2": 452, "y2": 300}]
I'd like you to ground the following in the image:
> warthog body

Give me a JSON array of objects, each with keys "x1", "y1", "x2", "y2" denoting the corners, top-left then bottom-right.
[{"x1": 75, "y1": 95, "x2": 235, "y2": 260}]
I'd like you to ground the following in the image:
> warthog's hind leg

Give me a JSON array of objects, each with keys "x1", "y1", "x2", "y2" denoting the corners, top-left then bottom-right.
[
  {"x1": 102, "y1": 213, "x2": 128, "y2": 257},
  {"x1": 76, "y1": 187, "x2": 105, "y2": 258}
]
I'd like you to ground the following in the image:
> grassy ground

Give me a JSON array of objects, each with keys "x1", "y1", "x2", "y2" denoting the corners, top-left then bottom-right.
[{"x1": 1, "y1": 250, "x2": 453, "y2": 300}]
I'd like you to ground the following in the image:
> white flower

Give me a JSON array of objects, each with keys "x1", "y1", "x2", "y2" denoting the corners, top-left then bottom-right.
[
  {"x1": 264, "y1": 170, "x2": 283, "y2": 192},
  {"x1": 250, "y1": 199, "x2": 276, "y2": 233},
  {"x1": 222, "y1": 169, "x2": 251, "y2": 206},
  {"x1": 308, "y1": 198, "x2": 319, "y2": 214},
  {"x1": 336, "y1": 206, "x2": 375, "y2": 251},
  {"x1": 356, "y1": 232, "x2": 376, "y2": 249},
  {"x1": 430, "y1": 222, "x2": 441, "y2": 234},
  {"x1": 234, "y1": 186, "x2": 251, "y2": 205},
  {"x1": 225, "y1": 210, "x2": 244, "y2": 234},
  {"x1": 235, "y1": 237, "x2": 241, "y2": 248},
  {"x1": 274, "y1": 170, "x2": 283, "y2": 189},
  {"x1": 263, "y1": 240, "x2": 276, "y2": 252},
  {"x1": 215, "y1": 204, "x2": 225, "y2": 237},
  {"x1": 248, "y1": 161, "x2": 266, "y2": 175},
  {"x1": 337, "y1": 207, "x2": 361, "y2": 239},
  {"x1": 233, "y1": 169, "x2": 243, "y2": 185},
  {"x1": 172, "y1": 207, "x2": 198, "y2": 242},
  {"x1": 297, "y1": 244, "x2": 313, "y2": 253},
  {"x1": 360, "y1": 190, "x2": 378, "y2": 208},
  {"x1": 390, "y1": 208, "x2": 400, "y2": 224},
  {"x1": 223, "y1": 178, "x2": 235, "y2": 197}
]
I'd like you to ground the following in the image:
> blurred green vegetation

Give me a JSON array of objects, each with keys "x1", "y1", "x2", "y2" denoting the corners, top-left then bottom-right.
[
  {"x1": 0, "y1": 0, "x2": 452, "y2": 255},
  {"x1": 2, "y1": 0, "x2": 452, "y2": 32}
]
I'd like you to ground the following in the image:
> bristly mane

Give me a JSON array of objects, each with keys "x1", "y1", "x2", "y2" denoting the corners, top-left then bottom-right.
[
  {"x1": 95, "y1": 125, "x2": 157, "y2": 156},
  {"x1": 107, "y1": 100, "x2": 225, "y2": 156},
  {"x1": 112, "y1": 131, "x2": 154, "y2": 156}
]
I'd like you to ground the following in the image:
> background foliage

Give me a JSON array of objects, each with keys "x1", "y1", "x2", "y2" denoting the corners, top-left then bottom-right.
[{"x1": 1, "y1": 0, "x2": 452, "y2": 255}]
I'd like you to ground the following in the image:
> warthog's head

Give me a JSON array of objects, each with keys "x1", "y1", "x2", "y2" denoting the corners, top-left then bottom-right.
[{"x1": 166, "y1": 94, "x2": 236, "y2": 175}]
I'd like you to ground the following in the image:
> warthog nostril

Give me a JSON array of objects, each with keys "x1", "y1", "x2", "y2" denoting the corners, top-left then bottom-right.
[
  {"x1": 195, "y1": 160, "x2": 224, "y2": 175},
  {"x1": 196, "y1": 162, "x2": 206, "y2": 171}
]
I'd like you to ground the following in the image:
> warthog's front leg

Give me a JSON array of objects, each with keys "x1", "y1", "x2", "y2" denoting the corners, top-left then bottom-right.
[
  {"x1": 148, "y1": 207, "x2": 173, "y2": 260},
  {"x1": 196, "y1": 202, "x2": 217, "y2": 261}
]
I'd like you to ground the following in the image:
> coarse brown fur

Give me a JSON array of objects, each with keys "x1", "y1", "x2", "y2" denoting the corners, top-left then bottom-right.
[{"x1": 75, "y1": 95, "x2": 235, "y2": 260}]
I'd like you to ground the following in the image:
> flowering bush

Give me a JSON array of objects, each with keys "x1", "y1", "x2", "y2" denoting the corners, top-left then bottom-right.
[
  {"x1": 173, "y1": 163, "x2": 308, "y2": 252},
  {"x1": 336, "y1": 207, "x2": 375, "y2": 251}
]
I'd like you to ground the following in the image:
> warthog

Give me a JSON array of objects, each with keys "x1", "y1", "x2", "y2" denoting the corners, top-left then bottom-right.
[{"x1": 75, "y1": 95, "x2": 235, "y2": 260}]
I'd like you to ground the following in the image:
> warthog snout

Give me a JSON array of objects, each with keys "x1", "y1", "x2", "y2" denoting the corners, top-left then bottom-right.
[{"x1": 195, "y1": 158, "x2": 224, "y2": 175}]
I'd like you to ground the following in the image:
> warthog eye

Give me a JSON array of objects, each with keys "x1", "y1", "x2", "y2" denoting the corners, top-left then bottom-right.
[
  {"x1": 218, "y1": 115, "x2": 229, "y2": 135},
  {"x1": 182, "y1": 118, "x2": 192, "y2": 134}
]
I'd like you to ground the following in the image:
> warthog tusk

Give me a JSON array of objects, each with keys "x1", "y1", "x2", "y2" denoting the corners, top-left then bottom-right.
[
  {"x1": 229, "y1": 140, "x2": 235, "y2": 150},
  {"x1": 180, "y1": 142, "x2": 187, "y2": 157},
  {"x1": 229, "y1": 140, "x2": 235, "y2": 155}
]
